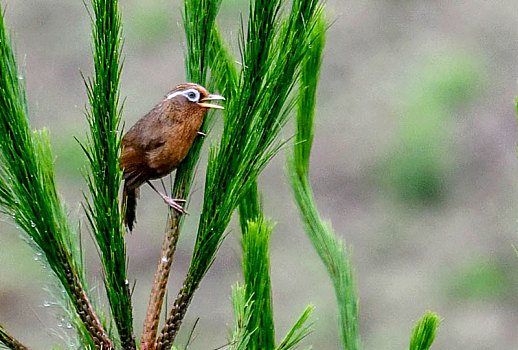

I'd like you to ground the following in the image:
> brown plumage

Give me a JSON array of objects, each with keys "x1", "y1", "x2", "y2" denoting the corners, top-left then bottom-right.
[{"x1": 120, "y1": 83, "x2": 224, "y2": 230}]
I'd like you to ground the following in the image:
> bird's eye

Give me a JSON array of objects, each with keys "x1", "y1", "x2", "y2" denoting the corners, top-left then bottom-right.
[{"x1": 184, "y1": 89, "x2": 200, "y2": 102}]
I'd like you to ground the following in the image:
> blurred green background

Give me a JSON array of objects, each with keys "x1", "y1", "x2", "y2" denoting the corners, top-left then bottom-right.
[{"x1": 0, "y1": 0, "x2": 517, "y2": 349}]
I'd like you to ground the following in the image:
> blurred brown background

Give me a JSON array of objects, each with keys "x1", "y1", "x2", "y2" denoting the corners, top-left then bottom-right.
[{"x1": 0, "y1": 0, "x2": 517, "y2": 349}]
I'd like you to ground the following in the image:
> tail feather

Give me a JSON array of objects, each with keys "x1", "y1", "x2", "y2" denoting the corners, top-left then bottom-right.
[{"x1": 122, "y1": 185, "x2": 139, "y2": 231}]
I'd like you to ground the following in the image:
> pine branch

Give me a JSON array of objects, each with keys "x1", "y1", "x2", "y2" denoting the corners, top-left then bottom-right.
[
  {"x1": 0, "y1": 8, "x2": 112, "y2": 349},
  {"x1": 155, "y1": 278, "x2": 194, "y2": 350},
  {"x1": 156, "y1": 1, "x2": 325, "y2": 347},
  {"x1": 0, "y1": 324, "x2": 29, "y2": 350},
  {"x1": 409, "y1": 312, "x2": 441, "y2": 350},
  {"x1": 287, "y1": 12, "x2": 361, "y2": 350},
  {"x1": 156, "y1": 0, "x2": 283, "y2": 345},
  {"x1": 141, "y1": 215, "x2": 181, "y2": 350},
  {"x1": 82, "y1": 0, "x2": 134, "y2": 348},
  {"x1": 141, "y1": 1, "x2": 227, "y2": 349}
]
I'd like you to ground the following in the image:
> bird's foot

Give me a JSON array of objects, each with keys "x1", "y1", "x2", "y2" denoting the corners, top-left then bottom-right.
[
  {"x1": 162, "y1": 196, "x2": 189, "y2": 215},
  {"x1": 146, "y1": 181, "x2": 189, "y2": 215},
  {"x1": 197, "y1": 131, "x2": 207, "y2": 137}
]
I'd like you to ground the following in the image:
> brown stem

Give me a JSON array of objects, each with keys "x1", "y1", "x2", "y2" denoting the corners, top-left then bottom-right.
[
  {"x1": 140, "y1": 213, "x2": 181, "y2": 350},
  {"x1": 0, "y1": 323, "x2": 30, "y2": 350},
  {"x1": 143, "y1": 130, "x2": 205, "y2": 350},
  {"x1": 62, "y1": 257, "x2": 114, "y2": 349},
  {"x1": 155, "y1": 280, "x2": 194, "y2": 350}
]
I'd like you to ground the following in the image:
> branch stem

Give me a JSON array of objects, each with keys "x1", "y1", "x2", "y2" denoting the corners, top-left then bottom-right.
[
  {"x1": 0, "y1": 324, "x2": 30, "y2": 350},
  {"x1": 62, "y1": 258, "x2": 114, "y2": 349},
  {"x1": 140, "y1": 213, "x2": 181, "y2": 350},
  {"x1": 155, "y1": 278, "x2": 195, "y2": 350}
]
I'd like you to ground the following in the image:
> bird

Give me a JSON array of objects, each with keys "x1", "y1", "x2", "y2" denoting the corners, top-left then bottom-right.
[{"x1": 120, "y1": 83, "x2": 224, "y2": 231}]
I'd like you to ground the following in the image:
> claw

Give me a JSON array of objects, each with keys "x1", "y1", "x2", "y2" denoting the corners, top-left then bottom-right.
[{"x1": 162, "y1": 197, "x2": 189, "y2": 215}]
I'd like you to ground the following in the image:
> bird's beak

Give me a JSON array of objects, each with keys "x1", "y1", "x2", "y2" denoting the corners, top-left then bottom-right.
[{"x1": 198, "y1": 94, "x2": 225, "y2": 110}]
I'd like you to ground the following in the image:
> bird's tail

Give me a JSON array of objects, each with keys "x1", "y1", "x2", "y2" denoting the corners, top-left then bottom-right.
[{"x1": 122, "y1": 185, "x2": 139, "y2": 231}]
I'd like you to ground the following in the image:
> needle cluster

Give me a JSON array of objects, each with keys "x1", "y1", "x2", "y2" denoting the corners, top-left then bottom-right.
[
  {"x1": 287, "y1": 13, "x2": 361, "y2": 350},
  {"x1": 409, "y1": 311, "x2": 442, "y2": 350},
  {"x1": 0, "y1": 6, "x2": 110, "y2": 349},
  {"x1": 239, "y1": 218, "x2": 315, "y2": 350},
  {"x1": 227, "y1": 284, "x2": 254, "y2": 350},
  {"x1": 241, "y1": 218, "x2": 276, "y2": 349},
  {"x1": 82, "y1": 0, "x2": 134, "y2": 348},
  {"x1": 156, "y1": 0, "x2": 327, "y2": 347}
]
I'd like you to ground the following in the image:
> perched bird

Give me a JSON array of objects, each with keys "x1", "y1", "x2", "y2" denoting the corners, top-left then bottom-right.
[{"x1": 120, "y1": 83, "x2": 224, "y2": 230}]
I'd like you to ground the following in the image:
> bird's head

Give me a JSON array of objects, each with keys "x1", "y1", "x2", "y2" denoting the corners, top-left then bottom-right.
[{"x1": 165, "y1": 83, "x2": 225, "y2": 112}]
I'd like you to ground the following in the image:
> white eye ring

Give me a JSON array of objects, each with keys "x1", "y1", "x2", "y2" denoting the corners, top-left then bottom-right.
[
  {"x1": 166, "y1": 88, "x2": 201, "y2": 102},
  {"x1": 183, "y1": 89, "x2": 200, "y2": 102}
]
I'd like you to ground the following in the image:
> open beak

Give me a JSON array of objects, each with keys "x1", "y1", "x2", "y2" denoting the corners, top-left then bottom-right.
[{"x1": 198, "y1": 94, "x2": 225, "y2": 109}]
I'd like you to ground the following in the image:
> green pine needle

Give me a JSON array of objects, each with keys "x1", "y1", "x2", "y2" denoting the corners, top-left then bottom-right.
[
  {"x1": 288, "y1": 11, "x2": 361, "y2": 350},
  {"x1": 82, "y1": 0, "x2": 134, "y2": 348},
  {"x1": 182, "y1": 0, "x2": 223, "y2": 84},
  {"x1": 276, "y1": 305, "x2": 315, "y2": 350},
  {"x1": 409, "y1": 311, "x2": 442, "y2": 350},
  {"x1": 242, "y1": 218, "x2": 276, "y2": 350},
  {"x1": 238, "y1": 183, "x2": 261, "y2": 234},
  {"x1": 208, "y1": 26, "x2": 238, "y2": 98},
  {"x1": 228, "y1": 284, "x2": 254, "y2": 350}
]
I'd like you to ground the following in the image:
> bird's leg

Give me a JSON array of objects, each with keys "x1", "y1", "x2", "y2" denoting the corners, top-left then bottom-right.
[
  {"x1": 146, "y1": 181, "x2": 188, "y2": 214},
  {"x1": 197, "y1": 131, "x2": 206, "y2": 137},
  {"x1": 160, "y1": 178, "x2": 168, "y2": 194}
]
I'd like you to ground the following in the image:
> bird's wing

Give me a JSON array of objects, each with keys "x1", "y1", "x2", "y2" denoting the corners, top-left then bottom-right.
[
  {"x1": 120, "y1": 144, "x2": 152, "y2": 189},
  {"x1": 121, "y1": 109, "x2": 176, "y2": 179},
  {"x1": 124, "y1": 118, "x2": 167, "y2": 152}
]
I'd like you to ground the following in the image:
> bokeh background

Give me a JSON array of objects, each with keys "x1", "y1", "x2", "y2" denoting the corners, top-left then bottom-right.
[{"x1": 0, "y1": 0, "x2": 517, "y2": 349}]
